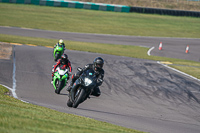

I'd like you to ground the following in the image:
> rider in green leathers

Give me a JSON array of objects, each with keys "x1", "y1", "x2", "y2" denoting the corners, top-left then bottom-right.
[
  {"x1": 54, "y1": 39, "x2": 66, "y2": 50},
  {"x1": 53, "y1": 39, "x2": 66, "y2": 61}
]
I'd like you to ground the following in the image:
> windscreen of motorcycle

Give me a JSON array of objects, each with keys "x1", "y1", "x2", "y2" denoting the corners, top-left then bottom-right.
[
  {"x1": 82, "y1": 69, "x2": 95, "y2": 77},
  {"x1": 82, "y1": 69, "x2": 96, "y2": 86}
]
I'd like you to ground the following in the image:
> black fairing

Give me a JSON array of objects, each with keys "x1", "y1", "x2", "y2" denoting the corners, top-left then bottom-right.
[{"x1": 70, "y1": 69, "x2": 97, "y2": 103}]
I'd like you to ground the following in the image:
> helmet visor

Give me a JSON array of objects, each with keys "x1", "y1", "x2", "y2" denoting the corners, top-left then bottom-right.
[{"x1": 95, "y1": 63, "x2": 103, "y2": 70}]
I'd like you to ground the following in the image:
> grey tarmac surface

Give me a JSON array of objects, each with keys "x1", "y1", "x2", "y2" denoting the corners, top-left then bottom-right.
[
  {"x1": 1, "y1": 44, "x2": 200, "y2": 133},
  {"x1": 0, "y1": 26, "x2": 200, "y2": 62}
]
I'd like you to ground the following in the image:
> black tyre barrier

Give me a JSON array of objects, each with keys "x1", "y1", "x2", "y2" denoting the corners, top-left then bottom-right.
[{"x1": 130, "y1": 6, "x2": 200, "y2": 17}]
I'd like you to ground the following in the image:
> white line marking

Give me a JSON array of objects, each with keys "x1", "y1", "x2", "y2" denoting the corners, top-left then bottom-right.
[
  {"x1": 157, "y1": 61, "x2": 200, "y2": 82},
  {"x1": 12, "y1": 46, "x2": 18, "y2": 99},
  {"x1": 0, "y1": 84, "x2": 13, "y2": 92},
  {"x1": 147, "y1": 47, "x2": 154, "y2": 56},
  {"x1": 0, "y1": 83, "x2": 29, "y2": 103}
]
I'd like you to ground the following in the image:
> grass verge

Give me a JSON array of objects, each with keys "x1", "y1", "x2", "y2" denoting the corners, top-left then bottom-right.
[
  {"x1": 0, "y1": 3, "x2": 200, "y2": 38},
  {"x1": 0, "y1": 85, "x2": 144, "y2": 133}
]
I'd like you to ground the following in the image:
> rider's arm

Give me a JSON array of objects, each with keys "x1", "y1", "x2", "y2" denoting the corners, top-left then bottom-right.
[
  {"x1": 53, "y1": 60, "x2": 61, "y2": 71},
  {"x1": 83, "y1": 64, "x2": 92, "y2": 71},
  {"x1": 67, "y1": 61, "x2": 72, "y2": 73},
  {"x1": 54, "y1": 43, "x2": 58, "y2": 48},
  {"x1": 76, "y1": 64, "x2": 90, "y2": 76},
  {"x1": 96, "y1": 70, "x2": 104, "y2": 86}
]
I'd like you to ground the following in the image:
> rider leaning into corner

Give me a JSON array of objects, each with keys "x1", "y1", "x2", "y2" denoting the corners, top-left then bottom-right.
[
  {"x1": 54, "y1": 39, "x2": 66, "y2": 50},
  {"x1": 51, "y1": 54, "x2": 72, "y2": 84},
  {"x1": 67, "y1": 57, "x2": 104, "y2": 97}
]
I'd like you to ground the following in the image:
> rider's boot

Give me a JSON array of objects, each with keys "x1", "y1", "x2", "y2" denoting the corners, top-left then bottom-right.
[
  {"x1": 67, "y1": 81, "x2": 73, "y2": 92},
  {"x1": 51, "y1": 74, "x2": 54, "y2": 84}
]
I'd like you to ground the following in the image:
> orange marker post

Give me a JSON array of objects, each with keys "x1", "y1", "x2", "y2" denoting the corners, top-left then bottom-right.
[
  {"x1": 185, "y1": 45, "x2": 189, "y2": 53},
  {"x1": 159, "y1": 42, "x2": 162, "y2": 50}
]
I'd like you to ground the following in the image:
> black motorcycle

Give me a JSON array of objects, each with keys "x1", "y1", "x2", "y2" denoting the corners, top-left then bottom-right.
[{"x1": 67, "y1": 67, "x2": 97, "y2": 108}]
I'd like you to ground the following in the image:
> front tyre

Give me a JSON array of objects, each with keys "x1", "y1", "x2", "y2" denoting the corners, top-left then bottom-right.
[
  {"x1": 73, "y1": 89, "x2": 86, "y2": 108},
  {"x1": 67, "y1": 99, "x2": 73, "y2": 107},
  {"x1": 55, "y1": 80, "x2": 64, "y2": 94}
]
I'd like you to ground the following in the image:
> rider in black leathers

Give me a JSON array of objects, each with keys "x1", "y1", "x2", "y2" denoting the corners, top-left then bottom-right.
[{"x1": 67, "y1": 57, "x2": 104, "y2": 97}]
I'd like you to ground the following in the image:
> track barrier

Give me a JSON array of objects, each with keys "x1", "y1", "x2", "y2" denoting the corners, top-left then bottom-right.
[
  {"x1": 130, "y1": 6, "x2": 200, "y2": 17},
  {"x1": 0, "y1": 0, "x2": 130, "y2": 13},
  {"x1": 1, "y1": 0, "x2": 200, "y2": 16}
]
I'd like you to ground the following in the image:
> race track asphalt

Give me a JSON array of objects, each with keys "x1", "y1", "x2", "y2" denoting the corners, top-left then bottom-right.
[
  {"x1": 0, "y1": 26, "x2": 200, "y2": 62},
  {"x1": 0, "y1": 26, "x2": 200, "y2": 133}
]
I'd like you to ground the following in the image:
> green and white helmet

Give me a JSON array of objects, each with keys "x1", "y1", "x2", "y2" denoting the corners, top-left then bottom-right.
[{"x1": 58, "y1": 39, "x2": 64, "y2": 45}]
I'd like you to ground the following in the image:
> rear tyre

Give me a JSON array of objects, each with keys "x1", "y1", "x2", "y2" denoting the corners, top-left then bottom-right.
[{"x1": 55, "y1": 53, "x2": 61, "y2": 62}]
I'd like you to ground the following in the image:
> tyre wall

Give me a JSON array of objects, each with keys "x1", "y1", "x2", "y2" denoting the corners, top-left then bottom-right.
[
  {"x1": 1, "y1": 0, "x2": 200, "y2": 17},
  {"x1": 0, "y1": 0, "x2": 130, "y2": 13},
  {"x1": 130, "y1": 6, "x2": 200, "y2": 17}
]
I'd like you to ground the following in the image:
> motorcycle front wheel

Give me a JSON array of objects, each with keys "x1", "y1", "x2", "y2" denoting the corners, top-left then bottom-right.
[
  {"x1": 67, "y1": 99, "x2": 73, "y2": 107},
  {"x1": 55, "y1": 80, "x2": 64, "y2": 94},
  {"x1": 73, "y1": 88, "x2": 86, "y2": 108}
]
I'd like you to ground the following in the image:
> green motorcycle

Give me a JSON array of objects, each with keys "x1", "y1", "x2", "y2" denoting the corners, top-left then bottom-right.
[
  {"x1": 52, "y1": 67, "x2": 69, "y2": 94},
  {"x1": 53, "y1": 44, "x2": 64, "y2": 62}
]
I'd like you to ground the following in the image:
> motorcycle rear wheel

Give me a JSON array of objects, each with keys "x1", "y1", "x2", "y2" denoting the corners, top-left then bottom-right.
[{"x1": 54, "y1": 53, "x2": 61, "y2": 62}]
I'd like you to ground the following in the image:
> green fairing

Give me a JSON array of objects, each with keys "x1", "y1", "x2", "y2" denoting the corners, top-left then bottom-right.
[
  {"x1": 53, "y1": 45, "x2": 64, "y2": 61},
  {"x1": 62, "y1": 74, "x2": 68, "y2": 80},
  {"x1": 52, "y1": 69, "x2": 68, "y2": 93}
]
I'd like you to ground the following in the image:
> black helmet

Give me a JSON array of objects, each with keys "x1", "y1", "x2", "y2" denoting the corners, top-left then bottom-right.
[
  {"x1": 93, "y1": 57, "x2": 104, "y2": 71},
  {"x1": 61, "y1": 54, "x2": 68, "y2": 64}
]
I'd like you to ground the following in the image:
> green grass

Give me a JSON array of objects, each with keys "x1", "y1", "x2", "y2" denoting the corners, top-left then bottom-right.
[
  {"x1": 171, "y1": 65, "x2": 200, "y2": 78},
  {"x1": 0, "y1": 85, "x2": 144, "y2": 133},
  {"x1": 0, "y1": 3, "x2": 200, "y2": 38}
]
